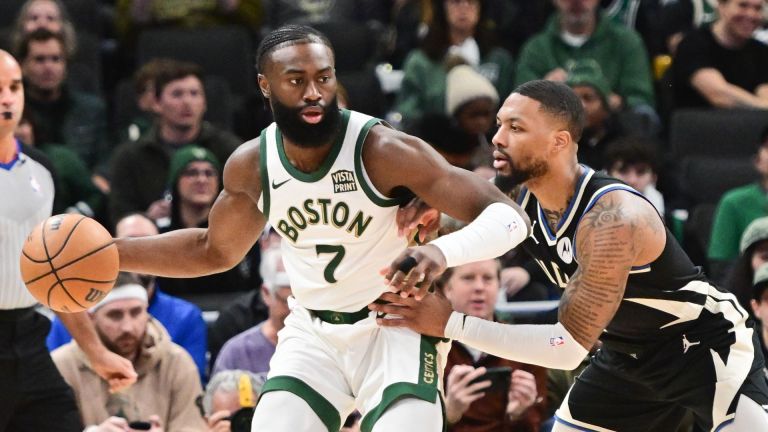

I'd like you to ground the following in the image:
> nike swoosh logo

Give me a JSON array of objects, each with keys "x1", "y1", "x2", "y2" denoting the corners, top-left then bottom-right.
[{"x1": 272, "y1": 178, "x2": 292, "y2": 189}]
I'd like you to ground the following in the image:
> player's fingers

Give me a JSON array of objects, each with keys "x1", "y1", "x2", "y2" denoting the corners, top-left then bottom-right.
[
  {"x1": 372, "y1": 292, "x2": 407, "y2": 305},
  {"x1": 413, "y1": 269, "x2": 434, "y2": 301}
]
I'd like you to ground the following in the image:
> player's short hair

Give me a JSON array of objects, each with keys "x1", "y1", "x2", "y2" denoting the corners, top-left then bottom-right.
[
  {"x1": 514, "y1": 80, "x2": 585, "y2": 142},
  {"x1": 256, "y1": 24, "x2": 333, "y2": 74},
  {"x1": 153, "y1": 60, "x2": 204, "y2": 99}
]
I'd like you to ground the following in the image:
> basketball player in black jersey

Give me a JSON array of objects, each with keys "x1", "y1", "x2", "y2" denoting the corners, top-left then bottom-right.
[{"x1": 373, "y1": 80, "x2": 768, "y2": 431}]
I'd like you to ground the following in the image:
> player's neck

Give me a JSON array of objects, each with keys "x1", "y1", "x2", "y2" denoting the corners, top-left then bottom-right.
[
  {"x1": 282, "y1": 137, "x2": 335, "y2": 174},
  {"x1": 0, "y1": 135, "x2": 16, "y2": 163},
  {"x1": 528, "y1": 163, "x2": 582, "y2": 216}
]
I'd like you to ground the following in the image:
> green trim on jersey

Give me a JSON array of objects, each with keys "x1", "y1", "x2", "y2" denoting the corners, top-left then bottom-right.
[
  {"x1": 260, "y1": 375, "x2": 341, "y2": 432},
  {"x1": 259, "y1": 128, "x2": 271, "y2": 218},
  {"x1": 360, "y1": 335, "x2": 445, "y2": 432},
  {"x1": 354, "y1": 118, "x2": 402, "y2": 207},
  {"x1": 276, "y1": 109, "x2": 351, "y2": 182}
]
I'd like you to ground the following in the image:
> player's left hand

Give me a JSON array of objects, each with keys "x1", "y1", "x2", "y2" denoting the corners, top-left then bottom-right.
[
  {"x1": 90, "y1": 349, "x2": 138, "y2": 393},
  {"x1": 369, "y1": 291, "x2": 453, "y2": 337},
  {"x1": 506, "y1": 369, "x2": 539, "y2": 421},
  {"x1": 381, "y1": 245, "x2": 446, "y2": 300}
]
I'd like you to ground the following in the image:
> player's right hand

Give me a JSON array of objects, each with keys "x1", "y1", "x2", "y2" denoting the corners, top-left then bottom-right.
[
  {"x1": 90, "y1": 350, "x2": 138, "y2": 393},
  {"x1": 382, "y1": 245, "x2": 446, "y2": 300}
]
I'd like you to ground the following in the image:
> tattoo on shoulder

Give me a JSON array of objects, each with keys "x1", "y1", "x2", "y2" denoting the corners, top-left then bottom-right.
[{"x1": 559, "y1": 196, "x2": 636, "y2": 346}]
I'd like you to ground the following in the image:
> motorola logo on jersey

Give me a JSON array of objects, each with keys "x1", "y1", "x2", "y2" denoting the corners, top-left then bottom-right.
[{"x1": 557, "y1": 237, "x2": 573, "y2": 264}]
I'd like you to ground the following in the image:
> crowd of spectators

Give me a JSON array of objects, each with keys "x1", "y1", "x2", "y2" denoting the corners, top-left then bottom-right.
[{"x1": 1, "y1": 0, "x2": 765, "y2": 430}]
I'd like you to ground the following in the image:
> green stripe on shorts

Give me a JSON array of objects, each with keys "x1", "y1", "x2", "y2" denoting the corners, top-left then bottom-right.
[
  {"x1": 260, "y1": 375, "x2": 341, "y2": 432},
  {"x1": 360, "y1": 335, "x2": 446, "y2": 432}
]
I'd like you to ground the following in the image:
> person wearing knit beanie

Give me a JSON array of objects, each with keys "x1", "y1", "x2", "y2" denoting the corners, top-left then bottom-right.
[{"x1": 162, "y1": 145, "x2": 222, "y2": 231}]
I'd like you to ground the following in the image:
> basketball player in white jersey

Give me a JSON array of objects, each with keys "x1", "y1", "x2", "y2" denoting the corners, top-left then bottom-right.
[
  {"x1": 0, "y1": 50, "x2": 135, "y2": 431},
  {"x1": 114, "y1": 25, "x2": 531, "y2": 431}
]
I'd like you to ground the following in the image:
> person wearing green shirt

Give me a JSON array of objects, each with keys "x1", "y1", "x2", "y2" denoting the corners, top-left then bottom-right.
[
  {"x1": 515, "y1": 0, "x2": 655, "y2": 113},
  {"x1": 392, "y1": 0, "x2": 514, "y2": 129},
  {"x1": 709, "y1": 127, "x2": 768, "y2": 282}
]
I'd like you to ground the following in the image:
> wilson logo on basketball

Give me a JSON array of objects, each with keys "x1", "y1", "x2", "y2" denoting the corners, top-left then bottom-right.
[{"x1": 84, "y1": 287, "x2": 106, "y2": 303}]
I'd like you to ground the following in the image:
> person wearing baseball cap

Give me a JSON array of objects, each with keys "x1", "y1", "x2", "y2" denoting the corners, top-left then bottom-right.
[{"x1": 751, "y1": 263, "x2": 768, "y2": 370}]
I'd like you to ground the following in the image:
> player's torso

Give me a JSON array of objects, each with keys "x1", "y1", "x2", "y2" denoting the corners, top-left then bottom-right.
[
  {"x1": 258, "y1": 109, "x2": 407, "y2": 311},
  {"x1": 0, "y1": 149, "x2": 54, "y2": 308},
  {"x1": 519, "y1": 167, "x2": 707, "y2": 342}
]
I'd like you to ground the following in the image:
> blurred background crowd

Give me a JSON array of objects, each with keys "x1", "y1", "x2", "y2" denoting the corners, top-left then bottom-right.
[{"x1": 6, "y1": 0, "x2": 768, "y2": 431}]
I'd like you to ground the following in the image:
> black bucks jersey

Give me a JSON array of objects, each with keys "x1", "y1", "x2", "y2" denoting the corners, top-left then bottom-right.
[{"x1": 517, "y1": 167, "x2": 746, "y2": 345}]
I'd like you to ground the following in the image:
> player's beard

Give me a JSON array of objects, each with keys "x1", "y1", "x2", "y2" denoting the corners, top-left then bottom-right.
[
  {"x1": 271, "y1": 96, "x2": 342, "y2": 148},
  {"x1": 497, "y1": 155, "x2": 549, "y2": 188}
]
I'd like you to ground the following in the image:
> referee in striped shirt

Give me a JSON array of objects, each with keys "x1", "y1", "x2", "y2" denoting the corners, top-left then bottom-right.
[{"x1": 0, "y1": 50, "x2": 136, "y2": 431}]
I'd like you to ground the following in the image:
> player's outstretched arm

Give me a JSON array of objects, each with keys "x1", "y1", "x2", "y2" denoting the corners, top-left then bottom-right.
[
  {"x1": 366, "y1": 127, "x2": 531, "y2": 298},
  {"x1": 372, "y1": 191, "x2": 665, "y2": 370},
  {"x1": 117, "y1": 142, "x2": 266, "y2": 277}
]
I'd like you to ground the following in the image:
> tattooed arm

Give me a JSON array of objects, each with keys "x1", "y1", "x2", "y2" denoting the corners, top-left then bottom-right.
[
  {"x1": 559, "y1": 191, "x2": 666, "y2": 349},
  {"x1": 370, "y1": 191, "x2": 665, "y2": 369}
]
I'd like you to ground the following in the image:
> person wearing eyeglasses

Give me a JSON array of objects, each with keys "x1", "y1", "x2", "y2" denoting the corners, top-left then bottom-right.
[{"x1": 156, "y1": 145, "x2": 256, "y2": 296}]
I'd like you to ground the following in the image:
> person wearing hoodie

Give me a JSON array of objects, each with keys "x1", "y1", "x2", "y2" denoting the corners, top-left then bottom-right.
[{"x1": 51, "y1": 272, "x2": 207, "y2": 432}]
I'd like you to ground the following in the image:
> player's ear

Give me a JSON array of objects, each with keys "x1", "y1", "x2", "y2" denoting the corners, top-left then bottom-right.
[
  {"x1": 258, "y1": 74, "x2": 270, "y2": 99},
  {"x1": 552, "y1": 129, "x2": 571, "y2": 153}
]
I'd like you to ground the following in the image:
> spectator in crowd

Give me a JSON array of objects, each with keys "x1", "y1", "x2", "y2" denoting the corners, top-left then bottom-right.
[
  {"x1": 14, "y1": 107, "x2": 103, "y2": 217},
  {"x1": 341, "y1": 411, "x2": 362, "y2": 432},
  {"x1": 725, "y1": 217, "x2": 768, "y2": 319},
  {"x1": 16, "y1": 28, "x2": 109, "y2": 172},
  {"x1": 212, "y1": 247, "x2": 291, "y2": 379},
  {"x1": 8, "y1": 0, "x2": 77, "y2": 57},
  {"x1": 109, "y1": 59, "x2": 241, "y2": 224},
  {"x1": 602, "y1": 0, "x2": 664, "y2": 57},
  {"x1": 157, "y1": 145, "x2": 256, "y2": 295},
  {"x1": 120, "y1": 58, "x2": 174, "y2": 144},
  {"x1": 47, "y1": 213, "x2": 208, "y2": 382},
  {"x1": 750, "y1": 263, "x2": 768, "y2": 368},
  {"x1": 393, "y1": 0, "x2": 514, "y2": 127},
  {"x1": 262, "y1": 0, "x2": 386, "y2": 29},
  {"x1": 115, "y1": 0, "x2": 263, "y2": 44},
  {"x1": 708, "y1": 127, "x2": 768, "y2": 281},
  {"x1": 604, "y1": 136, "x2": 665, "y2": 215},
  {"x1": 566, "y1": 66, "x2": 628, "y2": 170},
  {"x1": 52, "y1": 272, "x2": 207, "y2": 431},
  {"x1": 515, "y1": 0, "x2": 656, "y2": 113},
  {"x1": 407, "y1": 64, "x2": 498, "y2": 170},
  {"x1": 659, "y1": 0, "x2": 720, "y2": 55},
  {"x1": 439, "y1": 259, "x2": 546, "y2": 432},
  {"x1": 672, "y1": 0, "x2": 768, "y2": 109},
  {"x1": 203, "y1": 370, "x2": 264, "y2": 432}
]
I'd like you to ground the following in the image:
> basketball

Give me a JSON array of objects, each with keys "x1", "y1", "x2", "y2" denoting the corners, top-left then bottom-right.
[{"x1": 20, "y1": 214, "x2": 119, "y2": 313}]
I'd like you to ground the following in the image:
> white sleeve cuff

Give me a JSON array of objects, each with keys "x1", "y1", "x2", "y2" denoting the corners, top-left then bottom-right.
[{"x1": 444, "y1": 313, "x2": 589, "y2": 370}]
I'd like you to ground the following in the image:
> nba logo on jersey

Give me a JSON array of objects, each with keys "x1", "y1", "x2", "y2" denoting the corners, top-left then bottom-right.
[
  {"x1": 557, "y1": 237, "x2": 574, "y2": 264},
  {"x1": 29, "y1": 175, "x2": 41, "y2": 193},
  {"x1": 550, "y1": 336, "x2": 565, "y2": 347},
  {"x1": 331, "y1": 170, "x2": 357, "y2": 193}
]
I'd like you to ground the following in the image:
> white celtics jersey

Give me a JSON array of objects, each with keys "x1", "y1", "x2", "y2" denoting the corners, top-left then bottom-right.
[{"x1": 257, "y1": 110, "x2": 408, "y2": 311}]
